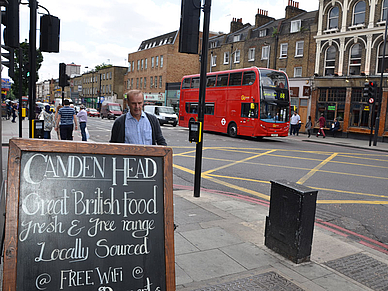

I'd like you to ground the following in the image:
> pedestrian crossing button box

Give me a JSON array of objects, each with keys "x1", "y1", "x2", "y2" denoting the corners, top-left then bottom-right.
[
  {"x1": 188, "y1": 121, "x2": 201, "y2": 143},
  {"x1": 33, "y1": 120, "x2": 44, "y2": 139}
]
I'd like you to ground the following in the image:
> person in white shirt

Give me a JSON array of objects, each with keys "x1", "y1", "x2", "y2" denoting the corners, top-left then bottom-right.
[
  {"x1": 77, "y1": 105, "x2": 88, "y2": 141},
  {"x1": 290, "y1": 111, "x2": 301, "y2": 136}
]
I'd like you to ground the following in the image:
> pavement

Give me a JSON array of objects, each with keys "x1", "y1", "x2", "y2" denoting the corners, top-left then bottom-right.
[{"x1": 2, "y1": 118, "x2": 388, "y2": 290}]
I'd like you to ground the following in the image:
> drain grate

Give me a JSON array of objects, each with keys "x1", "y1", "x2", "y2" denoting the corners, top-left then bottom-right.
[
  {"x1": 325, "y1": 253, "x2": 388, "y2": 291},
  {"x1": 192, "y1": 271, "x2": 304, "y2": 290}
]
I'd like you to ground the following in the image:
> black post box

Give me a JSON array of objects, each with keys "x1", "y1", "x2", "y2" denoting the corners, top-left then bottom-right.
[
  {"x1": 33, "y1": 120, "x2": 44, "y2": 139},
  {"x1": 265, "y1": 180, "x2": 318, "y2": 263}
]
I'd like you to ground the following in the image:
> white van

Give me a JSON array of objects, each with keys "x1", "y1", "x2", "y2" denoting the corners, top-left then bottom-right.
[{"x1": 144, "y1": 105, "x2": 178, "y2": 127}]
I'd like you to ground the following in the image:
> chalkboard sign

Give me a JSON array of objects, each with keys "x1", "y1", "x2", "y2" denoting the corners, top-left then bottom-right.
[{"x1": 3, "y1": 139, "x2": 175, "y2": 291}]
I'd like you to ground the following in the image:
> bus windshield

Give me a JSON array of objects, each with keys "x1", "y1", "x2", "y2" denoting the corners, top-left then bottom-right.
[{"x1": 259, "y1": 69, "x2": 290, "y2": 123}]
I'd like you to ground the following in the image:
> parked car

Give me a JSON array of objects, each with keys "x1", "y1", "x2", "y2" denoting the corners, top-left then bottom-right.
[
  {"x1": 100, "y1": 102, "x2": 122, "y2": 119},
  {"x1": 143, "y1": 105, "x2": 178, "y2": 126},
  {"x1": 87, "y1": 108, "x2": 100, "y2": 117}
]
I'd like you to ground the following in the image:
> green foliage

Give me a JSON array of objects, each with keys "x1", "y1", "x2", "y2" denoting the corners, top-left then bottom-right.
[
  {"x1": 95, "y1": 63, "x2": 113, "y2": 71},
  {"x1": 11, "y1": 41, "x2": 44, "y2": 97}
]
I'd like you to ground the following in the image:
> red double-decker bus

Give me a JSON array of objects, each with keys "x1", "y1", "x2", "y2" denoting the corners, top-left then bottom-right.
[{"x1": 179, "y1": 67, "x2": 290, "y2": 138}]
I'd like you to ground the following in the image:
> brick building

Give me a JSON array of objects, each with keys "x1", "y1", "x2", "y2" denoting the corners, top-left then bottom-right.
[
  {"x1": 207, "y1": 1, "x2": 318, "y2": 126},
  {"x1": 124, "y1": 31, "x2": 216, "y2": 111},
  {"x1": 312, "y1": 0, "x2": 388, "y2": 140}
]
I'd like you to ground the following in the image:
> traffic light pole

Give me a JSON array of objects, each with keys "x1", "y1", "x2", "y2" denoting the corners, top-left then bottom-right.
[
  {"x1": 19, "y1": 47, "x2": 23, "y2": 137},
  {"x1": 28, "y1": 0, "x2": 37, "y2": 138},
  {"x1": 374, "y1": 19, "x2": 388, "y2": 146},
  {"x1": 193, "y1": 0, "x2": 211, "y2": 198}
]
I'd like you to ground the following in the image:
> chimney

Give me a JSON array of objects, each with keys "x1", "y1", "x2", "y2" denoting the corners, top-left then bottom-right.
[
  {"x1": 285, "y1": 1, "x2": 305, "y2": 19},
  {"x1": 230, "y1": 17, "x2": 244, "y2": 33},
  {"x1": 255, "y1": 8, "x2": 275, "y2": 28}
]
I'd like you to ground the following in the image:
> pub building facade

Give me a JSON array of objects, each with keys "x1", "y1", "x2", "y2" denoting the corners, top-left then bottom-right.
[{"x1": 312, "y1": 0, "x2": 388, "y2": 140}]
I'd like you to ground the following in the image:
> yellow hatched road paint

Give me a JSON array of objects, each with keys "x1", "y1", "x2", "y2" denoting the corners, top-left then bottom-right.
[{"x1": 297, "y1": 153, "x2": 338, "y2": 185}]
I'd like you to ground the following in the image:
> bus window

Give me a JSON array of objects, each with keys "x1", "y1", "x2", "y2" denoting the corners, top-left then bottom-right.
[
  {"x1": 205, "y1": 103, "x2": 215, "y2": 115},
  {"x1": 241, "y1": 103, "x2": 258, "y2": 118},
  {"x1": 182, "y1": 78, "x2": 191, "y2": 89},
  {"x1": 216, "y1": 74, "x2": 229, "y2": 87},
  {"x1": 229, "y1": 72, "x2": 242, "y2": 86},
  {"x1": 242, "y1": 71, "x2": 256, "y2": 85},
  {"x1": 191, "y1": 77, "x2": 200, "y2": 88},
  {"x1": 185, "y1": 103, "x2": 198, "y2": 114},
  {"x1": 259, "y1": 69, "x2": 288, "y2": 89},
  {"x1": 207, "y1": 76, "x2": 216, "y2": 87}
]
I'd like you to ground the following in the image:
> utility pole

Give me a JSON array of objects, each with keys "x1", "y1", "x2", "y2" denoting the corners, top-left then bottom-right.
[
  {"x1": 193, "y1": 0, "x2": 211, "y2": 197},
  {"x1": 28, "y1": 0, "x2": 37, "y2": 138}
]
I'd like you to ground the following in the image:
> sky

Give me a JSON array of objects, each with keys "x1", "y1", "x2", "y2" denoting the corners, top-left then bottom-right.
[{"x1": 7, "y1": 0, "x2": 319, "y2": 82}]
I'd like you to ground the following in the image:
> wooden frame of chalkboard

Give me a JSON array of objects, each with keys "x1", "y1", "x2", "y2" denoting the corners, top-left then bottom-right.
[{"x1": 3, "y1": 138, "x2": 175, "y2": 291}]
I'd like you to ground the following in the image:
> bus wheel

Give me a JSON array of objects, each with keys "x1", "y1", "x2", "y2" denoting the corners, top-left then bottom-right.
[{"x1": 228, "y1": 122, "x2": 237, "y2": 138}]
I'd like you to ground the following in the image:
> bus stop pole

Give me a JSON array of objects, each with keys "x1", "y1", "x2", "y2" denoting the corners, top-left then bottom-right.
[{"x1": 193, "y1": 0, "x2": 211, "y2": 198}]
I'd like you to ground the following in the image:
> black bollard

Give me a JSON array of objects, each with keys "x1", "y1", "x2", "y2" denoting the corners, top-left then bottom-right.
[{"x1": 265, "y1": 180, "x2": 318, "y2": 264}]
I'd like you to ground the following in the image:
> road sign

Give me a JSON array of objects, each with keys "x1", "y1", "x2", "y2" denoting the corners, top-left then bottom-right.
[{"x1": 368, "y1": 97, "x2": 374, "y2": 104}]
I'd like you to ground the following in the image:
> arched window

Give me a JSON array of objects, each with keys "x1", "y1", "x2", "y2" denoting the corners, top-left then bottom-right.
[
  {"x1": 328, "y1": 7, "x2": 339, "y2": 29},
  {"x1": 325, "y1": 46, "x2": 336, "y2": 76},
  {"x1": 383, "y1": 0, "x2": 388, "y2": 21},
  {"x1": 353, "y1": 1, "x2": 366, "y2": 25},
  {"x1": 349, "y1": 44, "x2": 362, "y2": 75},
  {"x1": 377, "y1": 41, "x2": 388, "y2": 73}
]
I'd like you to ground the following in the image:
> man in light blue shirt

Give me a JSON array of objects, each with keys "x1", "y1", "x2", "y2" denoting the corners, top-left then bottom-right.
[{"x1": 110, "y1": 90, "x2": 166, "y2": 145}]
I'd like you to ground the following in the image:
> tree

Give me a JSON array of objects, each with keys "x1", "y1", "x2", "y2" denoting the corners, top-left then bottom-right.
[
  {"x1": 95, "y1": 63, "x2": 112, "y2": 71},
  {"x1": 11, "y1": 41, "x2": 44, "y2": 97}
]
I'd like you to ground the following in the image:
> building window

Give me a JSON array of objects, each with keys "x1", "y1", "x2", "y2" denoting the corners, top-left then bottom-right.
[
  {"x1": 109, "y1": 84, "x2": 112, "y2": 93},
  {"x1": 110, "y1": 72, "x2": 112, "y2": 79},
  {"x1": 131, "y1": 78, "x2": 133, "y2": 89},
  {"x1": 151, "y1": 57, "x2": 154, "y2": 68},
  {"x1": 259, "y1": 29, "x2": 267, "y2": 37},
  {"x1": 328, "y1": 7, "x2": 339, "y2": 29},
  {"x1": 137, "y1": 60, "x2": 140, "y2": 71},
  {"x1": 141, "y1": 59, "x2": 144, "y2": 70},
  {"x1": 261, "y1": 46, "x2": 269, "y2": 60},
  {"x1": 140, "y1": 78, "x2": 143, "y2": 89},
  {"x1": 103, "y1": 73, "x2": 106, "y2": 80},
  {"x1": 160, "y1": 55, "x2": 163, "y2": 68},
  {"x1": 224, "y1": 52, "x2": 229, "y2": 64},
  {"x1": 295, "y1": 41, "x2": 304, "y2": 57},
  {"x1": 234, "y1": 50, "x2": 240, "y2": 63},
  {"x1": 377, "y1": 41, "x2": 388, "y2": 73},
  {"x1": 349, "y1": 43, "x2": 361, "y2": 75},
  {"x1": 156, "y1": 56, "x2": 159, "y2": 67},
  {"x1": 136, "y1": 78, "x2": 139, "y2": 89},
  {"x1": 132, "y1": 61, "x2": 134, "y2": 72},
  {"x1": 150, "y1": 77, "x2": 153, "y2": 88},
  {"x1": 353, "y1": 1, "x2": 366, "y2": 25},
  {"x1": 128, "y1": 62, "x2": 131, "y2": 72},
  {"x1": 159, "y1": 76, "x2": 162, "y2": 88},
  {"x1": 248, "y1": 48, "x2": 255, "y2": 61},
  {"x1": 233, "y1": 35, "x2": 240, "y2": 42},
  {"x1": 325, "y1": 46, "x2": 336, "y2": 76},
  {"x1": 210, "y1": 42, "x2": 217, "y2": 48},
  {"x1": 294, "y1": 67, "x2": 302, "y2": 77},
  {"x1": 280, "y1": 43, "x2": 288, "y2": 58},
  {"x1": 211, "y1": 55, "x2": 217, "y2": 67},
  {"x1": 318, "y1": 88, "x2": 346, "y2": 125},
  {"x1": 383, "y1": 0, "x2": 388, "y2": 21},
  {"x1": 145, "y1": 58, "x2": 148, "y2": 69},
  {"x1": 290, "y1": 20, "x2": 301, "y2": 33},
  {"x1": 144, "y1": 77, "x2": 147, "y2": 89},
  {"x1": 154, "y1": 76, "x2": 157, "y2": 88}
]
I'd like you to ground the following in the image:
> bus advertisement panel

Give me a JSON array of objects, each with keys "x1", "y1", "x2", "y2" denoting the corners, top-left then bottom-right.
[{"x1": 179, "y1": 67, "x2": 290, "y2": 138}]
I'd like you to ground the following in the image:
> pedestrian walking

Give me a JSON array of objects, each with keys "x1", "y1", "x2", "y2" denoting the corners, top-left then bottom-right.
[
  {"x1": 38, "y1": 105, "x2": 55, "y2": 139},
  {"x1": 11, "y1": 103, "x2": 17, "y2": 123},
  {"x1": 77, "y1": 105, "x2": 88, "y2": 141},
  {"x1": 290, "y1": 111, "x2": 301, "y2": 136},
  {"x1": 305, "y1": 115, "x2": 312, "y2": 138},
  {"x1": 55, "y1": 99, "x2": 78, "y2": 140},
  {"x1": 54, "y1": 105, "x2": 63, "y2": 139},
  {"x1": 317, "y1": 113, "x2": 326, "y2": 138},
  {"x1": 110, "y1": 90, "x2": 167, "y2": 145}
]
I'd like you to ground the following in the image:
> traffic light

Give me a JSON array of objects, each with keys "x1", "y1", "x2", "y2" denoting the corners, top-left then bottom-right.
[
  {"x1": 179, "y1": 0, "x2": 201, "y2": 54},
  {"x1": 59, "y1": 62, "x2": 70, "y2": 87},
  {"x1": 22, "y1": 62, "x2": 30, "y2": 78},
  {"x1": 1, "y1": 45, "x2": 15, "y2": 79},
  {"x1": 363, "y1": 82, "x2": 370, "y2": 98},
  {"x1": 40, "y1": 14, "x2": 60, "y2": 53},
  {"x1": 363, "y1": 81, "x2": 377, "y2": 101},
  {"x1": 1, "y1": 0, "x2": 19, "y2": 48}
]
